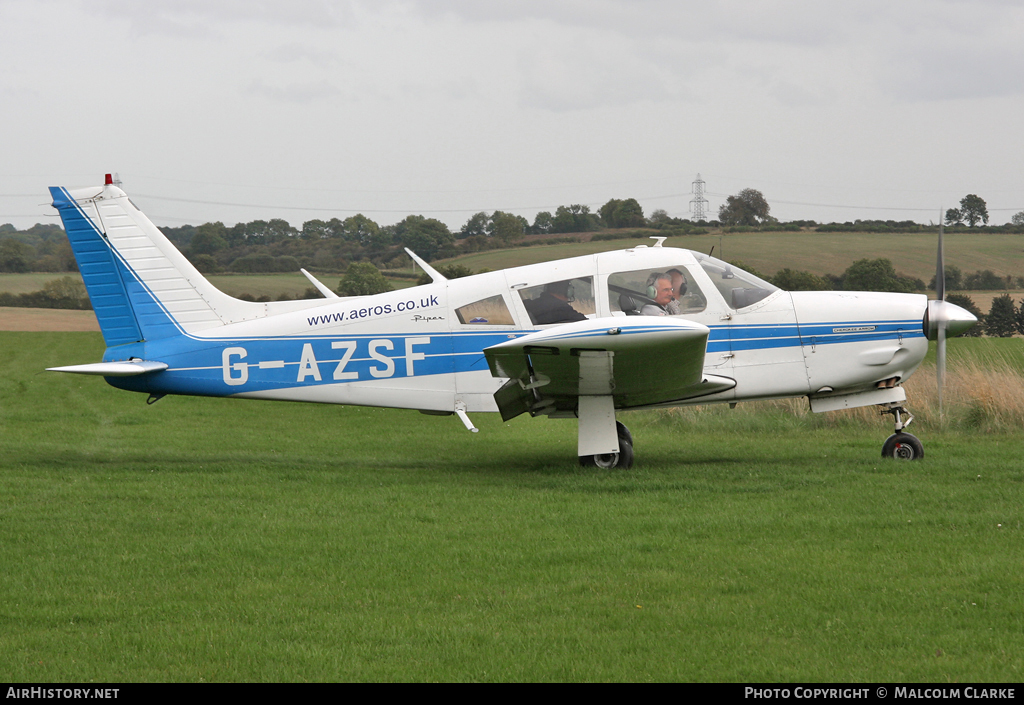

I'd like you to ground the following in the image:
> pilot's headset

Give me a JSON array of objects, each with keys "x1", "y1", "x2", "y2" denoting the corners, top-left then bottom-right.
[
  {"x1": 545, "y1": 280, "x2": 575, "y2": 302},
  {"x1": 645, "y1": 273, "x2": 665, "y2": 299},
  {"x1": 666, "y1": 268, "x2": 687, "y2": 297}
]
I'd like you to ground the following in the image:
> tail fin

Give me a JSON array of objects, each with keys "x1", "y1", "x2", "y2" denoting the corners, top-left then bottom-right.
[{"x1": 50, "y1": 178, "x2": 260, "y2": 347}]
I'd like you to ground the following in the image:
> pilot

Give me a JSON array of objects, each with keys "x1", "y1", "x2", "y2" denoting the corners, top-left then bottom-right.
[
  {"x1": 640, "y1": 274, "x2": 675, "y2": 316},
  {"x1": 523, "y1": 280, "x2": 587, "y2": 325},
  {"x1": 665, "y1": 268, "x2": 688, "y2": 315}
]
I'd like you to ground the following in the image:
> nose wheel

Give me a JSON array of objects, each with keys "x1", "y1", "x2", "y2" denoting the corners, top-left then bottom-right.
[{"x1": 880, "y1": 403, "x2": 924, "y2": 460}]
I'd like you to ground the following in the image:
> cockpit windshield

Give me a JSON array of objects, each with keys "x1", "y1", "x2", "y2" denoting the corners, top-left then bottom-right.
[{"x1": 694, "y1": 254, "x2": 778, "y2": 309}]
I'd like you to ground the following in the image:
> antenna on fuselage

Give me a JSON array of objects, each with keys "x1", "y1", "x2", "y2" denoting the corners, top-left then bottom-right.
[
  {"x1": 405, "y1": 248, "x2": 447, "y2": 283},
  {"x1": 300, "y1": 268, "x2": 340, "y2": 299}
]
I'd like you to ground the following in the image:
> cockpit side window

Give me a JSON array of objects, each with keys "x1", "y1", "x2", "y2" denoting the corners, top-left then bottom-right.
[
  {"x1": 607, "y1": 266, "x2": 707, "y2": 317},
  {"x1": 518, "y1": 276, "x2": 595, "y2": 325},
  {"x1": 695, "y1": 255, "x2": 778, "y2": 309}
]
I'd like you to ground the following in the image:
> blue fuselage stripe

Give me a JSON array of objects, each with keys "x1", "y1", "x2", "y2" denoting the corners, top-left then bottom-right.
[{"x1": 105, "y1": 317, "x2": 923, "y2": 397}]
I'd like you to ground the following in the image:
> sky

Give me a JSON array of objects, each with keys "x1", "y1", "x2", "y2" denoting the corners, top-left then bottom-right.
[{"x1": 2, "y1": 0, "x2": 1023, "y2": 232}]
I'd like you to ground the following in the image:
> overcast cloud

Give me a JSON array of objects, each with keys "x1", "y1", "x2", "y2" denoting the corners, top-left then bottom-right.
[{"x1": 2, "y1": 0, "x2": 1022, "y2": 230}]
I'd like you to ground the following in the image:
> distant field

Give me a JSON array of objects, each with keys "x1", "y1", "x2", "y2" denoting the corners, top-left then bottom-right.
[
  {"x1": 0, "y1": 307, "x2": 98, "y2": 331},
  {"x1": 0, "y1": 272, "x2": 414, "y2": 299},
  {"x1": 2, "y1": 230, "x2": 1021, "y2": 311},
  {"x1": 440, "y1": 231, "x2": 1024, "y2": 284},
  {"x1": 2, "y1": 332, "x2": 1023, "y2": 681}
]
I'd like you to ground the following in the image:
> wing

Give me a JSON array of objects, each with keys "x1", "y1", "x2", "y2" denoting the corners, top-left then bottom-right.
[{"x1": 484, "y1": 317, "x2": 735, "y2": 421}]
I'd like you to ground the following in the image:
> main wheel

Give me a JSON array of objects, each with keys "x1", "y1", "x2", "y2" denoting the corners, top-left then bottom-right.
[
  {"x1": 579, "y1": 439, "x2": 634, "y2": 469},
  {"x1": 616, "y1": 421, "x2": 633, "y2": 447},
  {"x1": 881, "y1": 432, "x2": 924, "y2": 460}
]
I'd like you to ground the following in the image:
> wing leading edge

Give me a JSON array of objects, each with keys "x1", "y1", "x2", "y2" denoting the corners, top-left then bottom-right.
[{"x1": 484, "y1": 317, "x2": 735, "y2": 421}]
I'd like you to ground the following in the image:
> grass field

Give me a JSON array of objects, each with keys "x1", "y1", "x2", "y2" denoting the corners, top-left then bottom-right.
[
  {"x1": 0, "y1": 272, "x2": 415, "y2": 299},
  {"x1": 440, "y1": 231, "x2": 1024, "y2": 285},
  {"x1": 2, "y1": 332, "x2": 1023, "y2": 682}
]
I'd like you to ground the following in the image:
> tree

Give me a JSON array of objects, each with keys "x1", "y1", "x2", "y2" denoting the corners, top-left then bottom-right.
[
  {"x1": 487, "y1": 211, "x2": 527, "y2": 242},
  {"x1": 394, "y1": 215, "x2": 453, "y2": 261},
  {"x1": 959, "y1": 194, "x2": 988, "y2": 227},
  {"x1": 771, "y1": 268, "x2": 831, "y2": 291},
  {"x1": 648, "y1": 209, "x2": 672, "y2": 227},
  {"x1": 963, "y1": 269, "x2": 1006, "y2": 290},
  {"x1": 1011, "y1": 211, "x2": 1024, "y2": 226},
  {"x1": 341, "y1": 214, "x2": 383, "y2": 247},
  {"x1": 337, "y1": 262, "x2": 393, "y2": 296},
  {"x1": 718, "y1": 188, "x2": 770, "y2": 226},
  {"x1": 599, "y1": 198, "x2": 645, "y2": 228},
  {"x1": 0, "y1": 238, "x2": 31, "y2": 272},
  {"x1": 551, "y1": 205, "x2": 599, "y2": 233},
  {"x1": 929, "y1": 265, "x2": 963, "y2": 292},
  {"x1": 41, "y1": 276, "x2": 88, "y2": 307},
  {"x1": 945, "y1": 293, "x2": 984, "y2": 337},
  {"x1": 301, "y1": 219, "x2": 336, "y2": 240},
  {"x1": 531, "y1": 211, "x2": 553, "y2": 234},
  {"x1": 459, "y1": 212, "x2": 489, "y2": 239},
  {"x1": 984, "y1": 294, "x2": 1017, "y2": 337},
  {"x1": 841, "y1": 258, "x2": 921, "y2": 293},
  {"x1": 190, "y1": 254, "x2": 220, "y2": 274},
  {"x1": 944, "y1": 208, "x2": 962, "y2": 226},
  {"x1": 188, "y1": 222, "x2": 228, "y2": 256}
]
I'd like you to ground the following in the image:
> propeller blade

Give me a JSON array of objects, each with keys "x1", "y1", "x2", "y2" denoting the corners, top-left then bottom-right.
[
  {"x1": 937, "y1": 324, "x2": 946, "y2": 418},
  {"x1": 934, "y1": 213, "x2": 949, "y2": 418}
]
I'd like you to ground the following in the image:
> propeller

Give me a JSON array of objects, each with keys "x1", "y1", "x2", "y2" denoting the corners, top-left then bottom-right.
[{"x1": 925, "y1": 216, "x2": 978, "y2": 417}]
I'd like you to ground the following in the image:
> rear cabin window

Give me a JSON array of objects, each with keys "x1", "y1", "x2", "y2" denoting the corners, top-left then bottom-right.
[
  {"x1": 518, "y1": 276, "x2": 595, "y2": 325},
  {"x1": 455, "y1": 295, "x2": 515, "y2": 325},
  {"x1": 607, "y1": 266, "x2": 707, "y2": 316}
]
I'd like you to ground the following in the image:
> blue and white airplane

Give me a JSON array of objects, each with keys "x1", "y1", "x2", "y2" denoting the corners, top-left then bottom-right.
[{"x1": 47, "y1": 175, "x2": 976, "y2": 468}]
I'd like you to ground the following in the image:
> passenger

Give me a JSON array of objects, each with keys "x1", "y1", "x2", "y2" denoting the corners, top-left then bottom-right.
[
  {"x1": 523, "y1": 280, "x2": 587, "y2": 324},
  {"x1": 665, "y1": 268, "x2": 687, "y2": 315}
]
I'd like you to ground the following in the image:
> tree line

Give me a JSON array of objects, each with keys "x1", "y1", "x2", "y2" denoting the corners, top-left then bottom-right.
[{"x1": 2, "y1": 190, "x2": 1023, "y2": 278}]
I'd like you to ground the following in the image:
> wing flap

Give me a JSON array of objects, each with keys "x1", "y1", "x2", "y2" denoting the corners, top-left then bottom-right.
[{"x1": 484, "y1": 317, "x2": 721, "y2": 419}]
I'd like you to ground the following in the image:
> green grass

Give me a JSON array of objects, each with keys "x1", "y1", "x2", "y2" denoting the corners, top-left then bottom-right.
[{"x1": 2, "y1": 333, "x2": 1023, "y2": 681}]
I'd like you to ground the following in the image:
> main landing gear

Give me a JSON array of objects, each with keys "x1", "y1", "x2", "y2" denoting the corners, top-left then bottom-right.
[
  {"x1": 879, "y1": 402, "x2": 924, "y2": 460},
  {"x1": 579, "y1": 421, "x2": 634, "y2": 469}
]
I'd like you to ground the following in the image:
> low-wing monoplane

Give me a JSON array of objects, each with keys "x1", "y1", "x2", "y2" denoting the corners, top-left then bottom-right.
[{"x1": 46, "y1": 176, "x2": 977, "y2": 467}]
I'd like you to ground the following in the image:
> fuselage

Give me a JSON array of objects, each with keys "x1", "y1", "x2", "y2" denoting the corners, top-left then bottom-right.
[{"x1": 104, "y1": 246, "x2": 930, "y2": 413}]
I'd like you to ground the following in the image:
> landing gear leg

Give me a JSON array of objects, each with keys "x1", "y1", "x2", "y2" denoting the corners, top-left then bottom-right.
[{"x1": 879, "y1": 402, "x2": 924, "y2": 460}]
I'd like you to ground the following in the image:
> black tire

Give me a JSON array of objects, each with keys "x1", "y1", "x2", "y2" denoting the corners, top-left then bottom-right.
[
  {"x1": 881, "y1": 432, "x2": 924, "y2": 460},
  {"x1": 579, "y1": 439, "x2": 634, "y2": 470},
  {"x1": 616, "y1": 421, "x2": 633, "y2": 447}
]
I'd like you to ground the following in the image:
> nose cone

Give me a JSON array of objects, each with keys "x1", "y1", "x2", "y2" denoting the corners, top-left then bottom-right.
[{"x1": 926, "y1": 300, "x2": 978, "y2": 340}]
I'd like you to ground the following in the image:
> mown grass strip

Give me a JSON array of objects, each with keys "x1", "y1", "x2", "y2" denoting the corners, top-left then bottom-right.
[{"x1": 1, "y1": 333, "x2": 1022, "y2": 681}]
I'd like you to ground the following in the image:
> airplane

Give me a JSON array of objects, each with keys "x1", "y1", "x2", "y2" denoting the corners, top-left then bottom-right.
[{"x1": 45, "y1": 175, "x2": 978, "y2": 468}]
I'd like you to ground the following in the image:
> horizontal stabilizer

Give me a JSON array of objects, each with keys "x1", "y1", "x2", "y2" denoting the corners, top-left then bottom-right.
[{"x1": 46, "y1": 361, "x2": 169, "y2": 377}]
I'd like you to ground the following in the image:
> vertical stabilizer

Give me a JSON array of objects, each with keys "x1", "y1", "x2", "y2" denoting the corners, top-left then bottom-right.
[{"x1": 50, "y1": 180, "x2": 265, "y2": 346}]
